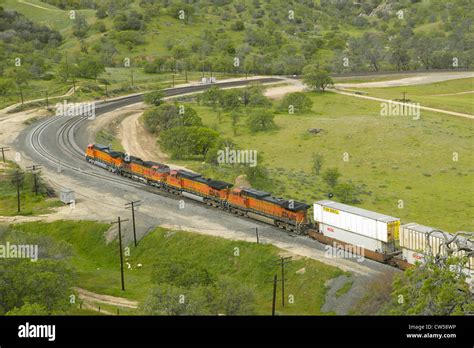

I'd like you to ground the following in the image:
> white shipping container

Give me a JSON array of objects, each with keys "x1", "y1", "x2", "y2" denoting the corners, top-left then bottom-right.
[
  {"x1": 320, "y1": 223, "x2": 395, "y2": 253},
  {"x1": 314, "y1": 200, "x2": 400, "y2": 243},
  {"x1": 400, "y1": 223, "x2": 474, "y2": 270},
  {"x1": 399, "y1": 223, "x2": 447, "y2": 257}
]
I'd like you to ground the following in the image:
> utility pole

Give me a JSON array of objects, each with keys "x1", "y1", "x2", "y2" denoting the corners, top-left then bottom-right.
[
  {"x1": 185, "y1": 62, "x2": 188, "y2": 83},
  {"x1": 272, "y1": 274, "x2": 277, "y2": 316},
  {"x1": 11, "y1": 170, "x2": 24, "y2": 213},
  {"x1": 19, "y1": 86, "x2": 24, "y2": 105},
  {"x1": 274, "y1": 256, "x2": 292, "y2": 307},
  {"x1": 125, "y1": 200, "x2": 141, "y2": 247},
  {"x1": 26, "y1": 165, "x2": 42, "y2": 196},
  {"x1": 45, "y1": 91, "x2": 49, "y2": 109},
  {"x1": 255, "y1": 227, "x2": 259, "y2": 244},
  {"x1": 265, "y1": 274, "x2": 279, "y2": 316},
  {"x1": 0, "y1": 146, "x2": 10, "y2": 163},
  {"x1": 172, "y1": 74, "x2": 175, "y2": 88},
  {"x1": 210, "y1": 64, "x2": 213, "y2": 82},
  {"x1": 65, "y1": 52, "x2": 69, "y2": 80},
  {"x1": 111, "y1": 217, "x2": 129, "y2": 291},
  {"x1": 402, "y1": 91, "x2": 407, "y2": 116}
]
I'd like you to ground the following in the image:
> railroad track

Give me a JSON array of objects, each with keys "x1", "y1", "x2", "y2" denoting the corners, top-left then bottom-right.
[{"x1": 27, "y1": 77, "x2": 289, "y2": 211}]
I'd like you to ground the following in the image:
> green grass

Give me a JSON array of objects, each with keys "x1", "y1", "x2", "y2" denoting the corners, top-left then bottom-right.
[
  {"x1": 357, "y1": 78, "x2": 474, "y2": 115},
  {"x1": 175, "y1": 90, "x2": 473, "y2": 233},
  {"x1": 335, "y1": 280, "x2": 354, "y2": 298},
  {"x1": 0, "y1": 162, "x2": 61, "y2": 216},
  {"x1": 13, "y1": 220, "x2": 345, "y2": 315},
  {"x1": 95, "y1": 130, "x2": 124, "y2": 152},
  {"x1": 3, "y1": 0, "x2": 97, "y2": 33}
]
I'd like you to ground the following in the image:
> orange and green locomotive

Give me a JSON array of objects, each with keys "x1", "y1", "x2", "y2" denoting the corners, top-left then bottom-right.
[{"x1": 85, "y1": 144, "x2": 310, "y2": 233}]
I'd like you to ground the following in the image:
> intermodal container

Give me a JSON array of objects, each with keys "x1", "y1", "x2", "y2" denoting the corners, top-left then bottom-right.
[{"x1": 314, "y1": 200, "x2": 400, "y2": 243}]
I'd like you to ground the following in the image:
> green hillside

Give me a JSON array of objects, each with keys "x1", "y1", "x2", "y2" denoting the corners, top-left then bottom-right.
[{"x1": 1, "y1": 0, "x2": 473, "y2": 107}]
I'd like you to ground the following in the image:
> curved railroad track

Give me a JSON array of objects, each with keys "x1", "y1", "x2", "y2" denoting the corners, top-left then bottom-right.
[
  {"x1": 28, "y1": 78, "x2": 282, "y2": 191},
  {"x1": 13, "y1": 76, "x2": 397, "y2": 284}
]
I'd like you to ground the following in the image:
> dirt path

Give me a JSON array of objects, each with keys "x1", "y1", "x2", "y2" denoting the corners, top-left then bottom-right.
[
  {"x1": 119, "y1": 110, "x2": 169, "y2": 163},
  {"x1": 335, "y1": 71, "x2": 474, "y2": 88},
  {"x1": 264, "y1": 82, "x2": 306, "y2": 99},
  {"x1": 330, "y1": 88, "x2": 474, "y2": 119},
  {"x1": 0, "y1": 86, "x2": 77, "y2": 114},
  {"x1": 428, "y1": 90, "x2": 474, "y2": 97},
  {"x1": 75, "y1": 287, "x2": 138, "y2": 309},
  {"x1": 18, "y1": 0, "x2": 60, "y2": 11}
]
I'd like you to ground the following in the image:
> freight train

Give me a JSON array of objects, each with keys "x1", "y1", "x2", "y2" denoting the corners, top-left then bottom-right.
[{"x1": 85, "y1": 143, "x2": 473, "y2": 275}]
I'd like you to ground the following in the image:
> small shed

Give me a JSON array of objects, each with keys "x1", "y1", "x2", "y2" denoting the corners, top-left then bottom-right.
[{"x1": 60, "y1": 189, "x2": 75, "y2": 204}]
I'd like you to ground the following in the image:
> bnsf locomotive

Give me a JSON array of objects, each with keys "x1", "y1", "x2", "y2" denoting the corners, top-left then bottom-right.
[{"x1": 85, "y1": 144, "x2": 310, "y2": 233}]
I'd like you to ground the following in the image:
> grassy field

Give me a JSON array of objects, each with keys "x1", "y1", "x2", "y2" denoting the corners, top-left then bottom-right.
[
  {"x1": 356, "y1": 78, "x2": 474, "y2": 115},
  {"x1": 12, "y1": 220, "x2": 345, "y2": 315},
  {"x1": 173, "y1": 89, "x2": 473, "y2": 233},
  {"x1": 0, "y1": 69, "x2": 239, "y2": 111},
  {"x1": 0, "y1": 162, "x2": 61, "y2": 216}
]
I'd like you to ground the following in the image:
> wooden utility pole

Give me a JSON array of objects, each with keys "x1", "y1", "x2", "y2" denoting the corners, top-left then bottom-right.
[
  {"x1": 65, "y1": 52, "x2": 69, "y2": 80},
  {"x1": 26, "y1": 165, "x2": 42, "y2": 196},
  {"x1": 266, "y1": 274, "x2": 279, "y2": 316},
  {"x1": 255, "y1": 227, "x2": 259, "y2": 244},
  {"x1": 0, "y1": 147, "x2": 9, "y2": 163},
  {"x1": 11, "y1": 170, "x2": 24, "y2": 213},
  {"x1": 274, "y1": 256, "x2": 292, "y2": 307},
  {"x1": 125, "y1": 200, "x2": 141, "y2": 247},
  {"x1": 272, "y1": 274, "x2": 277, "y2": 316},
  {"x1": 111, "y1": 217, "x2": 129, "y2": 291},
  {"x1": 185, "y1": 62, "x2": 188, "y2": 83},
  {"x1": 19, "y1": 87, "x2": 24, "y2": 104}
]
